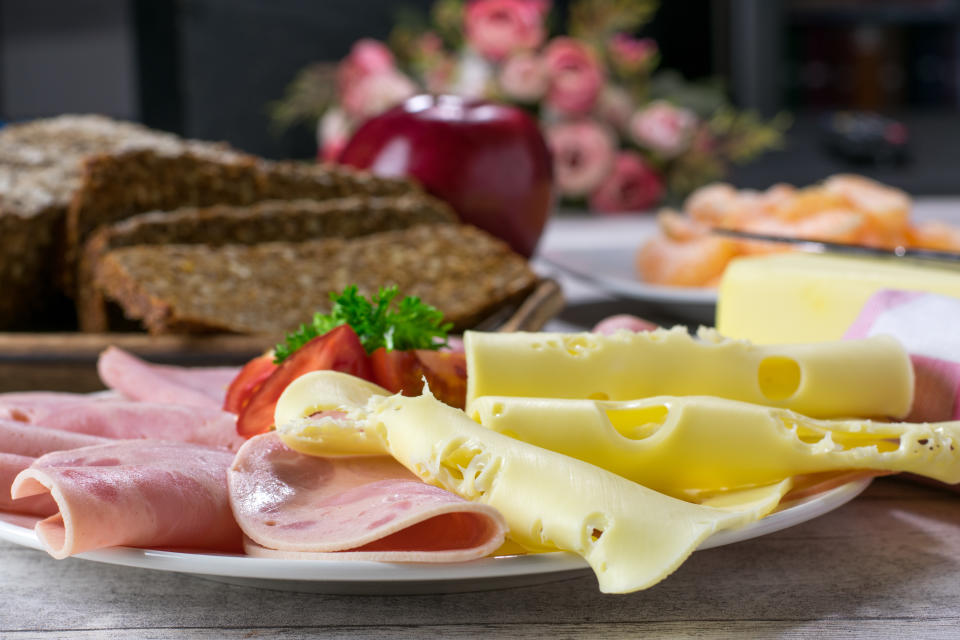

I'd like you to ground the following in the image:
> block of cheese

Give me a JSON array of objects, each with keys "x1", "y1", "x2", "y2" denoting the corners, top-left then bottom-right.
[
  {"x1": 464, "y1": 327, "x2": 914, "y2": 419},
  {"x1": 469, "y1": 394, "x2": 960, "y2": 500},
  {"x1": 716, "y1": 252, "x2": 960, "y2": 344},
  {"x1": 273, "y1": 371, "x2": 781, "y2": 594}
]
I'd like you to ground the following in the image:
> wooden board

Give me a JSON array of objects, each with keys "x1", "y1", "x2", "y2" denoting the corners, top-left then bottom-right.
[{"x1": 0, "y1": 279, "x2": 564, "y2": 392}]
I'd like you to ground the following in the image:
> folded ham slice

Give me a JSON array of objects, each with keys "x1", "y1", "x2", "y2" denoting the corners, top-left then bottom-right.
[
  {"x1": 1, "y1": 453, "x2": 57, "y2": 516},
  {"x1": 11, "y1": 441, "x2": 242, "y2": 558},
  {"x1": 1, "y1": 419, "x2": 110, "y2": 458},
  {"x1": 0, "y1": 392, "x2": 95, "y2": 423},
  {"x1": 97, "y1": 346, "x2": 240, "y2": 410},
  {"x1": 1, "y1": 420, "x2": 112, "y2": 517},
  {"x1": 229, "y1": 433, "x2": 507, "y2": 562},
  {"x1": 2, "y1": 396, "x2": 244, "y2": 452}
]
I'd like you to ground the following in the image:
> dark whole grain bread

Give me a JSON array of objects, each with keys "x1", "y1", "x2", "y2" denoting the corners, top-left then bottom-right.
[
  {"x1": 77, "y1": 194, "x2": 458, "y2": 331},
  {"x1": 0, "y1": 114, "x2": 436, "y2": 330},
  {"x1": 64, "y1": 152, "x2": 419, "y2": 291},
  {"x1": 92, "y1": 224, "x2": 538, "y2": 335}
]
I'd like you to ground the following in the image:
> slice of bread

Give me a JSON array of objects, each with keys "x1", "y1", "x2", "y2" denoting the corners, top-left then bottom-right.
[
  {"x1": 77, "y1": 194, "x2": 458, "y2": 331},
  {"x1": 0, "y1": 114, "x2": 430, "y2": 329},
  {"x1": 92, "y1": 224, "x2": 538, "y2": 335}
]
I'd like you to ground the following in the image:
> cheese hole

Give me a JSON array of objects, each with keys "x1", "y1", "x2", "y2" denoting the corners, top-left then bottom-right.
[
  {"x1": 584, "y1": 513, "x2": 609, "y2": 547},
  {"x1": 784, "y1": 420, "x2": 900, "y2": 453},
  {"x1": 605, "y1": 405, "x2": 669, "y2": 440},
  {"x1": 562, "y1": 335, "x2": 597, "y2": 357},
  {"x1": 758, "y1": 356, "x2": 802, "y2": 401},
  {"x1": 439, "y1": 441, "x2": 501, "y2": 499},
  {"x1": 587, "y1": 392, "x2": 609, "y2": 401},
  {"x1": 491, "y1": 402, "x2": 505, "y2": 417}
]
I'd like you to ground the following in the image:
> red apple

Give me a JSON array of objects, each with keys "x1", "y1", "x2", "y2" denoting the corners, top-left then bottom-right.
[{"x1": 338, "y1": 95, "x2": 553, "y2": 257}]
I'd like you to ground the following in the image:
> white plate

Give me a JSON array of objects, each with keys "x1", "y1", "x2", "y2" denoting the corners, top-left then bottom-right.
[
  {"x1": 0, "y1": 477, "x2": 871, "y2": 595},
  {"x1": 540, "y1": 218, "x2": 717, "y2": 324}
]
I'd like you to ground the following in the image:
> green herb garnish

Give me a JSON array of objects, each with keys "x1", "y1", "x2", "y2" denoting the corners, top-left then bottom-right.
[{"x1": 273, "y1": 285, "x2": 452, "y2": 363}]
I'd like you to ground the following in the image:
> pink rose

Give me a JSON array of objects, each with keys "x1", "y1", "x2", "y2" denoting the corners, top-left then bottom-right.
[
  {"x1": 316, "y1": 107, "x2": 352, "y2": 162},
  {"x1": 543, "y1": 37, "x2": 604, "y2": 116},
  {"x1": 629, "y1": 100, "x2": 698, "y2": 157},
  {"x1": 498, "y1": 52, "x2": 549, "y2": 102},
  {"x1": 589, "y1": 151, "x2": 665, "y2": 213},
  {"x1": 465, "y1": 0, "x2": 549, "y2": 62},
  {"x1": 341, "y1": 70, "x2": 417, "y2": 122},
  {"x1": 608, "y1": 34, "x2": 658, "y2": 71},
  {"x1": 546, "y1": 120, "x2": 616, "y2": 197},
  {"x1": 337, "y1": 39, "x2": 396, "y2": 97}
]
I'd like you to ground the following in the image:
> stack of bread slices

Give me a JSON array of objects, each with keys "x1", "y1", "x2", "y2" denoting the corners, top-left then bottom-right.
[{"x1": 0, "y1": 115, "x2": 537, "y2": 335}]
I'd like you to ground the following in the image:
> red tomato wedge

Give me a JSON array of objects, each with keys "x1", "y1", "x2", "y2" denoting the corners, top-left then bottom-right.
[
  {"x1": 371, "y1": 348, "x2": 467, "y2": 409},
  {"x1": 223, "y1": 353, "x2": 277, "y2": 414},
  {"x1": 236, "y1": 325, "x2": 374, "y2": 438}
]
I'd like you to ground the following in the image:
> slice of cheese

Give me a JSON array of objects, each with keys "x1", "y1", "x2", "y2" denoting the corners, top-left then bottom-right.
[
  {"x1": 273, "y1": 371, "x2": 784, "y2": 593},
  {"x1": 470, "y1": 395, "x2": 960, "y2": 500},
  {"x1": 274, "y1": 372, "x2": 390, "y2": 456},
  {"x1": 716, "y1": 252, "x2": 960, "y2": 344},
  {"x1": 464, "y1": 327, "x2": 914, "y2": 419}
]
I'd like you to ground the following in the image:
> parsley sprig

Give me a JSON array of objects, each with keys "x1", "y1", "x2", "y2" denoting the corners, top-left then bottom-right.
[{"x1": 273, "y1": 285, "x2": 452, "y2": 363}]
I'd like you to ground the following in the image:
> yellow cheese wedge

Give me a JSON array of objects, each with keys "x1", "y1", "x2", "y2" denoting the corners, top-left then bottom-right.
[
  {"x1": 273, "y1": 371, "x2": 786, "y2": 593},
  {"x1": 464, "y1": 327, "x2": 914, "y2": 419},
  {"x1": 717, "y1": 252, "x2": 960, "y2": 344},
  {"x1": 470, "y1": 395, "x2": 960, "y2": 500}
]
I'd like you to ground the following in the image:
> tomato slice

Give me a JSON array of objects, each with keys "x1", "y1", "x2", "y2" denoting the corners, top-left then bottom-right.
[
  {"x1": 236, "y1": 325, "x2": 374, "y2": 437},
  {"x1": 370, "y1": 348, "x2": 467, "y2": 409},
  {"x1": 223, "y1": 353, "x2": 277, "y2": 414}
]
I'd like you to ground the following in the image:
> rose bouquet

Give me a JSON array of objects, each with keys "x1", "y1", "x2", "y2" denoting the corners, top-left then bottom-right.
[{"x1": 272, "y1": 0, "x2": 789, "y2": 212}]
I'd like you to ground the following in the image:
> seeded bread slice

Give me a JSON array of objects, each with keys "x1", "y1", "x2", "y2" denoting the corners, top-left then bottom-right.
[
  {"x1": 77, "y1": 194, "x2": 458, "y2": 331},
  {"x1": 92, "y1": 224, "x2": 538, "y2": 335}
]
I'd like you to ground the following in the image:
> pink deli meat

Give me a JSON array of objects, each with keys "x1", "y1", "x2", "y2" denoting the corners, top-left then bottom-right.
[
  {"x1": 10, "y1": 441, "x2": 243, "y2": 558},
  {"x1": 1, "y1": 453, "x2": 57, "y2": 516},
  {"x1": 1, "y1": 420, "x2": 112, "y2": 516},
  {"x1": 1, "y1": 395, "x2": 244, "y2": 452},
  {"x1": 97, "y1": 346, "x2": 239, "y2": 410},
  {"x1": 229, "y1": 433, "x2": 507, "y2": 562},
  {"x1": 0, "y1": 392, "x2": 97, "y2": 423}
]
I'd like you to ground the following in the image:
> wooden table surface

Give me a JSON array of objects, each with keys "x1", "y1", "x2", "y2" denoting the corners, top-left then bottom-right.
[{"x1": 4, "y1": 208, "x2": 960, "y2": 638}]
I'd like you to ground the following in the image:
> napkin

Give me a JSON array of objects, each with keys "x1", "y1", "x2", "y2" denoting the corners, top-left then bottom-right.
[{"x1": 844, "y1": 290, "x2": 960, "y2": 423}]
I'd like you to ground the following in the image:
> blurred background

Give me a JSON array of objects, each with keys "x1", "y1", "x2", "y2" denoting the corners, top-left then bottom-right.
[{"x1": 2, "y1": 0, "x2": 959, "y2": 193}]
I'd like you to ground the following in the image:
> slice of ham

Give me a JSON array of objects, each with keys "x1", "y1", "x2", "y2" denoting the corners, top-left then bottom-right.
[
  {"x1": 1, "y1": 453, "x2": 58, "y2": 516},
  {"x1": 11, "y1": 441, "x2": 243, "y2": 558},
  {"x1": 3, "y1": 397, "x2": 244, "y2": 452},
  {"x1": 0, "y1": 419, "x2": 111, "y2": 458},
  {"x1": 97, "y1": 346, "x2": 240, "y2": 410},
  {"x1": 0, "y1": 392, "x2": 95, "y2": 423},
  {"x1": 229, "y1": 433, "x2": 507, "y2": 562},
  {"x1": 592, "y1": 314, "x2": 659, "y2": 335}
]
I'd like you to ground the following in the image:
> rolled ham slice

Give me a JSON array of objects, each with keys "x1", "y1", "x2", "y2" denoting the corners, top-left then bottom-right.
[
  {"x1": 229, "y1": 433, "x2": 507, "y2": 562},
  {"x1": 11, "y1": 441, "x2": 242, "y2": 558},
  {"x1": 1, "y1": 420, "x2": 111, "y2": 517},
  {"x1": 97, "y1": 346, "x2": 240, "y2": 410},
  {"x1": 0, "y1": 392, "x2": 95, "y2": 423},
  {"x1": 3, "y1": 397, "x2": 244, "y2": 452},
  {"x1": 1, "y1": 453, "x2": 57, "y2": 516},
  {"x1": 0, "y1": 419, "x2": 111, "y2": 458}
]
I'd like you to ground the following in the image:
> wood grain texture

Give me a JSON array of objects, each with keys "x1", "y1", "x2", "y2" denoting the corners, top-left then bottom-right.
[
  {"x1": 2, "y1": 479, "x2": 959, "y2": 639},
  {"x1": 0, "y1": 279, "x2": 564, "y2": 392}
]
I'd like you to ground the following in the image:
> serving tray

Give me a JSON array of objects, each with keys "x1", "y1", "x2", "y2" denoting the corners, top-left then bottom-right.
[{"x1": 0, "y1": 279, "x2": 564, "y2": 393}]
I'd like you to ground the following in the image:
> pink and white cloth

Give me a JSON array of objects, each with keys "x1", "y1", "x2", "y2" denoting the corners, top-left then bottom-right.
[{"x1": 845, "y1": 290, "x2": 960, "y2": 423}]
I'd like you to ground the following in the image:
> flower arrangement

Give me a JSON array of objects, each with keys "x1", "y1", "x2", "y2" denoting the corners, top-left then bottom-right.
[{"x1": 273, "y1": 0, "x2": 789, "y2": 212}]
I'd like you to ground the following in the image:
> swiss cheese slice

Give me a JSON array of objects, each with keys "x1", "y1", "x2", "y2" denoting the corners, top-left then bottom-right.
[
  {"x1": 464, "y1": 327, "x2": 914, "y2": 419},
  {"x1": 274, "y1": 371, "x2": 780, "y2": 594},
  {"x1": 470, "y1": 395, "x2": 960, "y2": 499}
]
